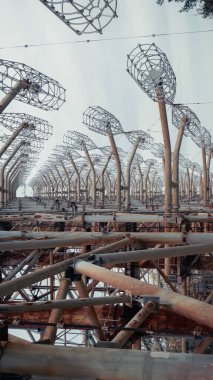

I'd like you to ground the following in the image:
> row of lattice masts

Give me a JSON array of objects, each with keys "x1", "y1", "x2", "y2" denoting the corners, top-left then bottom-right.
[
  {"x1": 1, "y1": 42, "x2": 213, "y2": 212},
  {"x1": 0, "y1": 57, "x2": 66, "y2": 207},
  {"x1": 29, "y1": 124, "x2": 212, "y2": 211}
]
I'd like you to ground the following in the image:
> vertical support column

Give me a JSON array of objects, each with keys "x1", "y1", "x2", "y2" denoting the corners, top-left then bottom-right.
[
  {"x1": 101, "y1": 153, "x2": 112, "y2": 208},
  {"x1": 0, "y1": 141, "x2": 24, "y2": 207},
  {"x1": 41, "y1": 278, "x2": 70, "y2": 344},
  {"x1": 108, "y1": 132, "x2": 121, "y2": 211},
  {"x1": 84, "y1": 147, "x2": 96, "y2": 207},
  {"x1": 172, "y1": 117, "x2": 188, "y2": 213},
  {"x1": 74, "y1": 279, "x2": 105, "y2": 341},
  {"x1": 125, "y1": 139, "x2": 140, "y2": 211},
  {"x1": 68, "y1": 154, "x2": 81, "y2": 203},
  {"x1": 156, "y1": 85, "x2": 172, "y2": 215},
  {"x1": 202, "y1": 145, "x2": 208, "y2": 207}
]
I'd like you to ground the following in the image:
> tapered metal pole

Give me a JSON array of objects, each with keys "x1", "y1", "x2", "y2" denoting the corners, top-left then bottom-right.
[
  {"x1": 84, "y1": 147, "x2": 96, "y2": 207},
  {"x1": 125, "y1": 138, "x2": 140, "y2": 211},
  {"x1": 68, "y1": 153, "x2": 80, "y2": 203},
  {"x1": 0, "y1": 80, "x2": 28, "y2": 114},
  {"x1": 145, "y1": 164, "x2": 152, "y2": 205},
  {"x1": 172, "y1": 117, "x2": 188, "y2": 213},
  {"x1": 5, "y1": 155, "x2": 23, "y2": 202},
  {"x1": 101, "y1": 153, "x2": 112, "y2": 208},
  {"x1": 137, "y1": 162, "x2": 144, "y2": 204},
  {"x1": 54, "y1": 165, "x2": 64, "y2": 200},
  {"x1": 61, "y1": 161, "x2": 71, "y2": 201},
  {"x1": 202, "y1": 145, "x2": 208, "y2": 207},
  {"x1": 156, "y1": 85, "x2": 172, "y2": 215},
  {"x1": 0, "y1": 122, "x2": 28, "y2": 158},
  {"x1": 0, "y1": 141, "x2": 24, "y2": 206},
  {"x1": 108, "y1": 132, "x2": 122, "y2": 211}
]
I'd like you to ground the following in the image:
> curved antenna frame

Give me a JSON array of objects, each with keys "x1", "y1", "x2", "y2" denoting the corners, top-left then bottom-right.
[
  {"x1": 127, "y1": 43, "x2": 176, "y2": 104},
  {"x1": 0, "y1": 58, "x2": 66, "y2": 110},
  {"x1": 83, "y1": 106, "x2": 123, "y2": 135},
  {"x1": 39, "y1": 0, "x2": 117, "y2": 35}
]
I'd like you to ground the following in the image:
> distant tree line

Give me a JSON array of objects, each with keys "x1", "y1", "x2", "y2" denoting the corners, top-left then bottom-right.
[{"x1": 156, "y1": 0, "x2": 213, "y2": 18}]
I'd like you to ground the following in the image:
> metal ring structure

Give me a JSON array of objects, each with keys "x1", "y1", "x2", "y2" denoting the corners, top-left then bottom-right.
[
  {"x1": 63, "y1": 130, "x2": 97, "y2": 151},
  {"x1": 39, "y1": 0, "x2": 117, "y2": 35},
  {"x1": 83, "y1": 106, "x2": 123, "y2": 135},
  {"x1": 125, "y1": 130, "x2": 154, "y2": 150},
  {"x1": 0, "y1": 59, "x2": 66, "y2": 110},
  {"x1": 172, "y1": 104, "x2": 201, "y2": 138},
  {"x1": 127, "y1": 43, "x2": 176, "y2": 104},
  {"x1": 0, "y1": 113, "x2": 53, "y2": 140}
]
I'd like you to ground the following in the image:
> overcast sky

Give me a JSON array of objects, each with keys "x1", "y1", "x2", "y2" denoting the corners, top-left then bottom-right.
[{"x1": 0, "y1": 0, "x2": 212, "y2": 186}]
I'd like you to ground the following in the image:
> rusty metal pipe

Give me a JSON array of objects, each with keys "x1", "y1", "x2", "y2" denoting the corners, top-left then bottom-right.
[
  {"x1": 75, "y1": 261, "x2": 213, "y2": 329},
  {"x1": 0, "y1": 343, "x2": 212, "y2": 379},
  {"x1": 0, "y1": 295, "x2": 130, "y2": 313},
  {"x1": 41, "y1": 278, "x2": 70, "y2": 344}
]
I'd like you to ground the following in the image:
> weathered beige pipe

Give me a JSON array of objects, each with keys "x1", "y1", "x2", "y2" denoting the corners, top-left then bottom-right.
[
  {"x1": 108, "y1": 131, "x2": 122, "y2": 211},
  {"x1": 156, "y1": 85, "x2": 172, "y2": 215},
  {"x1": 75, "y1": 260, "x2": 213, "y2": 329},
  {"x1": 0, "y1": 342, "x2": 212, "y2": 380},
  {"x1": 172, "y1": 117, "x2": 188, "y2": 213},
  {"x1": 41, "y1": 278, "x2": 70, "y2": 344},
  {"x1": 125, "y1": 138, "x2": 140, "y2": 211}
]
